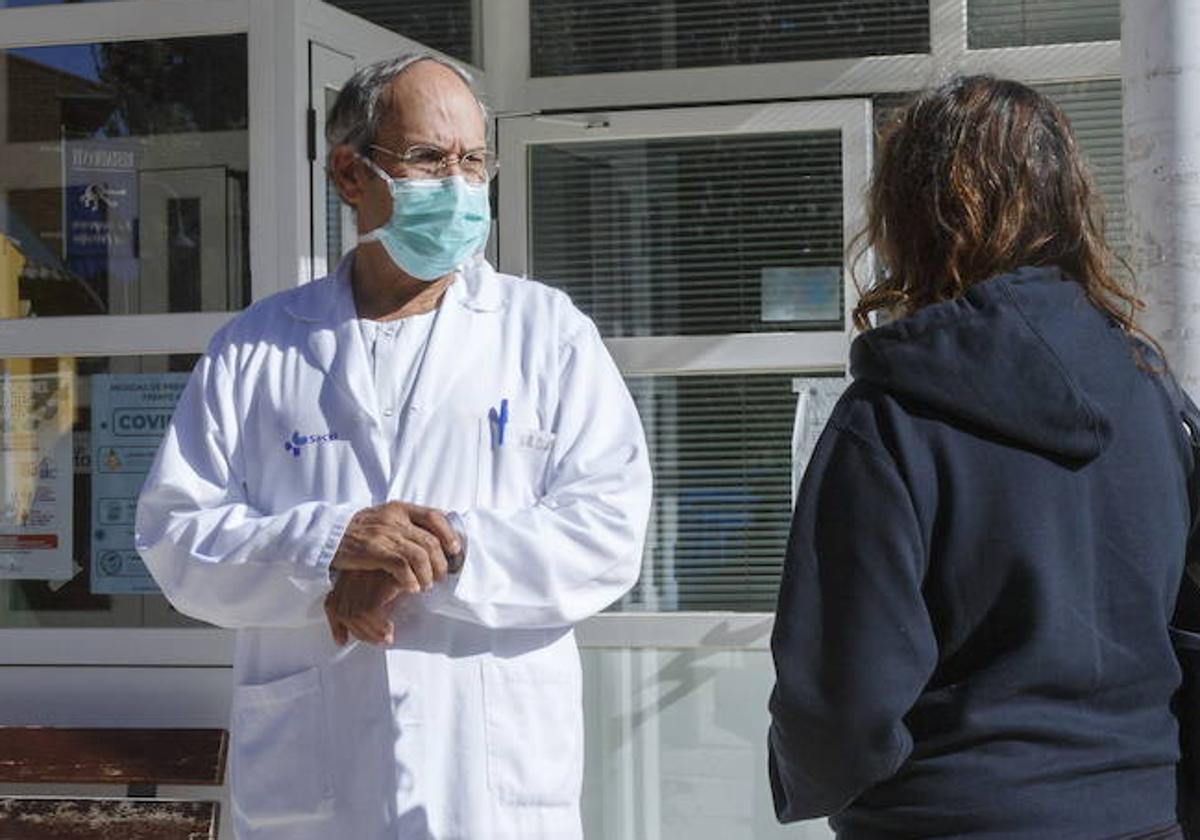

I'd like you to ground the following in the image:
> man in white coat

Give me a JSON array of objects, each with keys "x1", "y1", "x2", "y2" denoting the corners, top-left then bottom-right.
[{"x1": 135, "y1": 53, "x2": 652, "y2": 840}]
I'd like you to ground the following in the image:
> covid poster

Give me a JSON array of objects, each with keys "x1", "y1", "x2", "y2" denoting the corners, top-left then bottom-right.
[
  {"x1": 0, "y1": 373, "x2": 75, "y2": 580},
  {"x1": 91, "y1": 373, "x2": 188, "y2": 594}
]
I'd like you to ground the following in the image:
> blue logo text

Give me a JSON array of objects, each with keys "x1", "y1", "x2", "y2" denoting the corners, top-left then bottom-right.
[{"x1": 283, "y1": 430, "x2": 340, "y2": 458}]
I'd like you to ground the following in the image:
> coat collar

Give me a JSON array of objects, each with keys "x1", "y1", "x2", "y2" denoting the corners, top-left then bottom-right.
[
  {"x1": 283, "y1": 251, "x2": 506, "y2": 427},
  {"x1": 282, "y1": 252, "x2": 505, "y2": 325}
]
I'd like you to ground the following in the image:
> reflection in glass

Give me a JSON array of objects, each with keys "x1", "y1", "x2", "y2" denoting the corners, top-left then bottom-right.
[
  {"x1": 0, "y1": 354, "x2": 202, "y2": 628},
  {"x1": 617, "y1": 374, "x2": 796, "y2": 613},
  {"x1": 581, "y1": 648, "x2": 832, "y2": 839},
  {"x1": 0, "y1": 35, "x2": 249, "y2": 318},
  {"x1": 530, "y1": 132, "x2": 844, "y2": 337}
]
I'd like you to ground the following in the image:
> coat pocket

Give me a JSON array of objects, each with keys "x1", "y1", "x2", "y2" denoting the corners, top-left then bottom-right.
[
  {"x1": 481, "y1": 656, "x2": 583, "y2": 807},
  {"x1": 477, "y1": 420, "x2": 557, "y2": 511},
  {"x1": 231, "y1": 666, "x2": 334, "y2": 825}
]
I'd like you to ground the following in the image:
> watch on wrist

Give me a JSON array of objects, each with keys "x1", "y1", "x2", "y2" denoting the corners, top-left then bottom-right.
[{"x1": 446, "y1": 512, "x2": 468, "y2": 574}]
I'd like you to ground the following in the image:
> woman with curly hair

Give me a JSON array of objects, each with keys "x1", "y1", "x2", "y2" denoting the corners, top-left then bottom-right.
[{"x1": 768, "y1": 75, "x2": 1193, "y2": 840}]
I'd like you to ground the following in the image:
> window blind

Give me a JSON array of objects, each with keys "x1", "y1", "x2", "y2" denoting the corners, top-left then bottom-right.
[
  {"x1": 529, "y1": 131, "x2": 844, "y2": 337},
  {"x1": 968, "y1": 0, "x2": 1119, "y2": 48},
  {"x1": 616, "y1": 374, "x2": 798, "y2": 612},
  {"x1": 325, "y1": 0, "x2": 478, "y2": 66},
  {"x1": 531, "y1": 0, "x2": 930, "y2": 77},
  {"x1": 1036, "y1": 80, "x2": 1125, "y2": 252}
]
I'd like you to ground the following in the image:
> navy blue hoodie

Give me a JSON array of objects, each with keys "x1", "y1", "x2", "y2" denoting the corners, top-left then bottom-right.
[{"x1": 769, "y1": 266, "x2": 1193, "y2": 839}]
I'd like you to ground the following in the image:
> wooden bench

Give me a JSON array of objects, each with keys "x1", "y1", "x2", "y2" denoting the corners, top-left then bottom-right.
[{"x1": 0, "y1": 727, "x2": 227, "y2": 839}]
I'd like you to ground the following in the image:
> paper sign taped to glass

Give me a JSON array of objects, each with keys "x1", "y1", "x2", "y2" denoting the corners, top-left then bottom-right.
[
  {"x1": 0, "y1": 372, "x2": 75, "y2": 580},
  {"x1": 791, "y1": 376, "x2": 849, "y2": 504},
  {"x1": 91, "y1": 372, "x2": 188, "y2": 594}
]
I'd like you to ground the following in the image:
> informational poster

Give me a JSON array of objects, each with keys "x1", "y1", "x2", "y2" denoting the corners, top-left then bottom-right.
[
  {"x1": 0, "y1": 373, "x2": 75, "y2": 580},
  {"x1": 63, "y1": 138, "x2": 140, "y2": 286},
  {"x1": 91, "y1": 373, "x2": 188, "y2": 594},
  {"x1": 791, "y1": 376, "x2": 848, "y2": 504}
]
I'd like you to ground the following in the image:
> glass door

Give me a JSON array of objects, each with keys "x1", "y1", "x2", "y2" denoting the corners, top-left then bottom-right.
[
  {"x1": 0, "y1": 0, "x2": 480, "y2": 653},
  {"x1": 499, "y1": 99, "x2": 872, "y2": 839}
]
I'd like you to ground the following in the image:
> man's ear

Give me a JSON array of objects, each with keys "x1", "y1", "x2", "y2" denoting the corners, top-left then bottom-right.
[{"x1": 329, "y1": 144, "x2": 368, "y2": 207}]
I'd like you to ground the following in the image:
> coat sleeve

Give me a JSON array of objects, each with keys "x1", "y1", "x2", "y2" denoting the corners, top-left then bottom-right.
[
  {"x1": 426, "y1": 318, "x2": 652, "y2": 630},
  {"x1": 135, "y1": 347, "x2": 359, "y2": 629},
  {"x1": 768, "y1": 421, "x2": 937, "y2": 822}
]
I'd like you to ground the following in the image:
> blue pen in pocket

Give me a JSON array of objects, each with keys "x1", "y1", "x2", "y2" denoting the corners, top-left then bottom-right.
[{"x1": 489, "y1": 398, "x2": 509, "y2": 447}]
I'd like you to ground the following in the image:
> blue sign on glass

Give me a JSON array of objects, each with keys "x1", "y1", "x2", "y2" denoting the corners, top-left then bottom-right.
[
  {"x1": 90, "y1": 373, "x2": 188, "y2": 594},
  {"x1": 64, "y1": 139, "x2": 140, "y2": 286}
]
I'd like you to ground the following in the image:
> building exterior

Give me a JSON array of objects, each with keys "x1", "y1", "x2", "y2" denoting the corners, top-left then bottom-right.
[{"x1": 0, "y1": 1, "x2": 1164, "y2": 838}]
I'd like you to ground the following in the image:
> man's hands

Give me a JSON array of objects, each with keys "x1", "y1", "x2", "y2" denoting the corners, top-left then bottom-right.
[
  {"x1": 324, "y1": 570, "x2": 403, "y2": 646},
  {"x1": 325, "y1": 502, "x2": 461, "y2": 647},
  {"x1": 330, "y1": 501, "x2": 460, "y2": 590}
]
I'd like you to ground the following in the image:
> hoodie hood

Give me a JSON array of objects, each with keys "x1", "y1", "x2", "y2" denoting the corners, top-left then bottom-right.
[{"x1": 849, "y1": 266, "x2": 1133, "y2": 461}]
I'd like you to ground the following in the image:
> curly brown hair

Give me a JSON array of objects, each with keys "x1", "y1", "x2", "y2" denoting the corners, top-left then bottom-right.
[{"x1": 852, "y1": 76, "x2": 1148, "y2": 347}]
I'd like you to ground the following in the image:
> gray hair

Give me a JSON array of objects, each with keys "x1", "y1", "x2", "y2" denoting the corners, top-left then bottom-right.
[{"x1": 324, "y1": 52, "x2": 488, "y2": 162}]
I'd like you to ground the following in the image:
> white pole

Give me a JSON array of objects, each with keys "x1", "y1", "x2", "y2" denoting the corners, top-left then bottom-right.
[{"x1": 1123, "y1": 0, "x2": 1200, "y2": 391}]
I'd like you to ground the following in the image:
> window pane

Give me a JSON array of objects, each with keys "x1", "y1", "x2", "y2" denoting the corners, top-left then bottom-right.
[
  {"x1": 530, "y1": 132, "x2": 844, "y2": 337},
  {"x1": 616, "y1": 373, "x2": 811, "y2": 613},
  {"x1": 968, "y1": 0, "x2": 1119, "y2": 48},
  {"x1": 324, "y1": 87, "x2": 346, "y2": 274},
  {"x1": 532, "y1": 0, "x2": 930, "y2": 76},
  {"x1": 1, "y1": 35, "x2": 250, "y2": 318},
  {"x1": 1036, "y1": 80, "x2": 1125, "y2": 253},
  {"x1": 583, "y1": 648, "x2": 832, "y2": 839},
  {"x1": 0, "y1": 354, "x2": 204, "y2": 628},
  {"x1": 324, "y1": 0, "x2": 481, "y2": 66}
]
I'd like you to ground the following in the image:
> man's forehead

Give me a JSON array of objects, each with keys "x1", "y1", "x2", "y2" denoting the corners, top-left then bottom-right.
[{"x1": 374, "y1": 61, "x2": 484, "y2": 136}]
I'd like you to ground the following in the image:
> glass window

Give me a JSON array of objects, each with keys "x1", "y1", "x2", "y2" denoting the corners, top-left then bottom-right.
[
  {"x1": 531, "y1": 0, "x2": 930, "y2": 77},
  {"x1": 1036, "y1": 80, "x2": 1125, "y2": 252},
  {"x1": 530, "y1": 132, "x2": 845, "y2": 337},
  {"x1": 582, "y1": 648, "x2": 832, "y2": 839},
  {"x1": 615, "y1": 373, "x2": 817, "y2": 613},
  {"x1": 324, "y1": 0, "x2": 482, "y2": 67},
  {"x1": 1, "y1": 35, "x2": 250, "y2": 318},
  {"x1": 324, "y1": 87, "x2": 347, "y2": 273},
  {"x1": 526, "y1": 120, "x2": 854, "y2": 613},
  {"x1": 0, "y1": 354, "x2": 205, "y2": 628},
  {"x1": 967, "y1": 0, "x2": 1119, "y2": 48}
]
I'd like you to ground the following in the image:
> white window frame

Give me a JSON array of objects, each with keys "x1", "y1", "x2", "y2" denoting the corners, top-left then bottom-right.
[
  {"x1": 498, "y1": 99, "x2": 873, "y2": 375},
  {"x1": 490, "y1": 0, "x2": 1122, "y2": 652},
  {"x1": 0, "y1": 0, "x2": 486, "y2": 667},
  {"x1": 483, "y1": 0, "x2": 1120, "y2": 115},
  {"x1": 498, "y1": 99, "x2": 871, "y2": 649},
  {"x1": 0, "y1": 0, "x2": 1122, "y2": 664},
  {"x1": 496, "y1": 98, "x2": 873, "y2": 648}
]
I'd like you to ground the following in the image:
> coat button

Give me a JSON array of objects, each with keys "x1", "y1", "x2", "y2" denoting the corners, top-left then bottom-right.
[{"x1": 382, "y1": 407, "x2": 395, "y2": 417}]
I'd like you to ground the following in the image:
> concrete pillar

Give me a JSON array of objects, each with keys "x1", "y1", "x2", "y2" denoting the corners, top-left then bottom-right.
[{"x1": 1123, "y1": 0, "x2": 1200, "y2": 391}]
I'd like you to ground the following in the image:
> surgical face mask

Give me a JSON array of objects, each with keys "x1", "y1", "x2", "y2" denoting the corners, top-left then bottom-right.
[{"x1": 358, "y1": 157, "x2": 491, "y2": 282}]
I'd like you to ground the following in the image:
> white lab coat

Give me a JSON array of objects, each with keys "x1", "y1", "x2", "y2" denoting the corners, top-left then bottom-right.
[{"x1": 135, "y1": 255, "x2": 652, "y2": 840}]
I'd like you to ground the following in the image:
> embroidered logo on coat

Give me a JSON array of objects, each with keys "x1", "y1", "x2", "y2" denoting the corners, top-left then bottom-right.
[{"x1": 283, "y1": 430, "x2": 341, "y2": 457}]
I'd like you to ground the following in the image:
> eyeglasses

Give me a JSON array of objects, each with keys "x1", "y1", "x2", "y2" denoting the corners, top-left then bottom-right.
[{"x1": 368, "y1": 143, "x2": 498, "y2": 184}]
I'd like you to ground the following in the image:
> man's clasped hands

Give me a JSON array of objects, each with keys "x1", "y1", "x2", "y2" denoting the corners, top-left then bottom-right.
[{"x1": 325, "y1": 501, "x2": 461, "y2": 646}]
